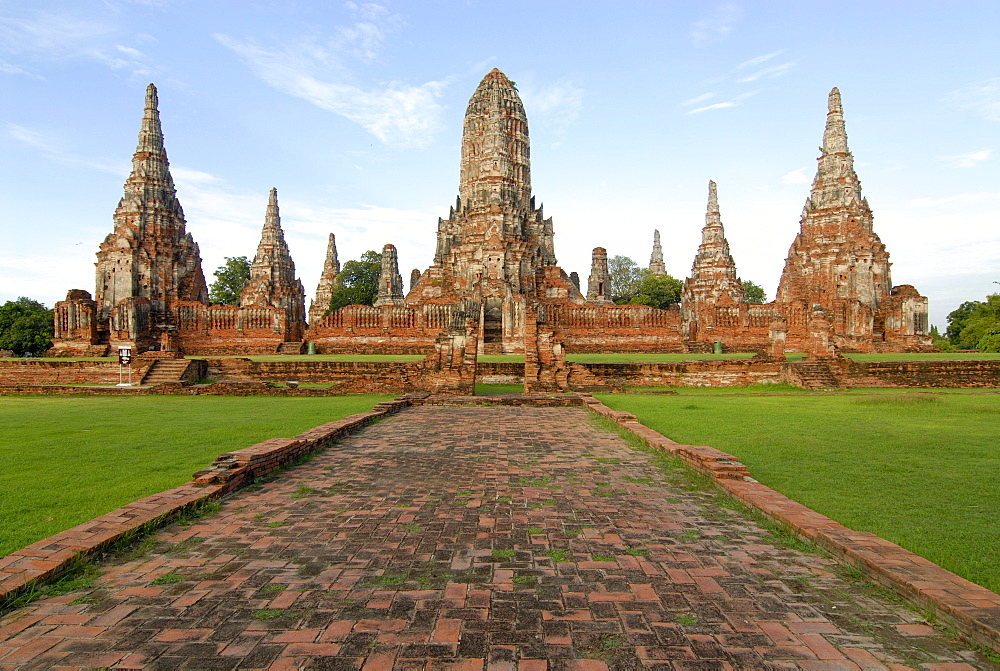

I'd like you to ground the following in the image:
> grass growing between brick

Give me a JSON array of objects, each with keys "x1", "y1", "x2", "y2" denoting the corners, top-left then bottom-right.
[
  {"x1": 596, "y1": 391, "x2": 1000, "y2": 592},
  {"x1": 0, "y1": 395, "x2": 392, "y2": 557}
]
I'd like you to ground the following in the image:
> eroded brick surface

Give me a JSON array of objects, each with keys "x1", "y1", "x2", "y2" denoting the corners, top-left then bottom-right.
[{"x1": 0, "y1": 407, "x2": 989, "y2": 668}]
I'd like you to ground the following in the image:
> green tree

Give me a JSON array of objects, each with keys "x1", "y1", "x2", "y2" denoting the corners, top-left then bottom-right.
[
  {"x1": 209, "y1": 256, "x2": 251, "y2": 305},
  {"x1": 630, "y1": 273, "x2": 683, "y2": 309},
  {"x1": 608, "y1": 255, "x2": 645, "y2": 304},
  {"x1": 945, "y1": 294, "x2": 1000, "y2": 349},
  {"x1": 945, "y1": 300, "x2": 982, "y2": 346},
  {"x1": 742, "y1": 280, "x2": 767, "y2": 304},
  {"x1": 978, "y1": 327, "x2": 1000, "y2": 353},
  {"x1": 328, "y1": 250, "x2": 382, "y2": 312},
  {"x1": 0, "y1": 297, "x2": 54, "y2": 356},
  {"x1": 958, "y1": 294, "x2": 1000, "y2": 350}
]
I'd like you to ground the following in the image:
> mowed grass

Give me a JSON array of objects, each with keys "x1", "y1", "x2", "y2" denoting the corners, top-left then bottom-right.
[
  {"x1": 0, "y1": 395, "x2": 392, "y2": 557},
  {"x1": 596, "y1": 391, "x2": 1000, "y2": 592}
]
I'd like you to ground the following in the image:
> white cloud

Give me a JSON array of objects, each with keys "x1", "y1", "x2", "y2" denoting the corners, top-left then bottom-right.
[
  {"x1": 216, "y1": 24, "x2": 448, "y2": 148},
  {"x1": 942, "y1": 148, "x2": 993, "y2": 168},
  {"x1": 782, "y1": 167, "x2": 810, "y2": 184},
  {"x1": 6, "y1": 122, "x2": 126, "y2": 174},
  {"x1": 690, "y1": 3, "x2": 743, "y2": 48},
  {"x1": 0, "y1": 59, "x2": 39, "y2": 78},
  {"x1": 688, "y1": 102, "x2": 735, "y2": 115},
  {"x1": 736, "y1": 62, "x2": 796, "y2": 83},
  {"x1": 737, "y1": 51, "x2": 781, "y2": 69},
  {"x1": 519, "y1": 80, "x2": 584, "y2": 143},
  {"x1": 946, "y1": 78, "x2": 1000, "y2": 121},
  {"x1": 685, "y1": 90, "x2": 758, "y2": 115},
  {"x1": 681, "y1": 92, "x2": 715, "y2": 107},
  {"x1": 335, "y1": 2, "x2": 398, "y2": 62},
  {"x1": 0, "y1": 11, "x2": 152, "y2": 77}
]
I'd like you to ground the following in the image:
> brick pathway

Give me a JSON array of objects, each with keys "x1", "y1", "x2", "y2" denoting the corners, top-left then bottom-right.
[{"x1": 0, "y1": 406, "x2": 990, "y2": 669}]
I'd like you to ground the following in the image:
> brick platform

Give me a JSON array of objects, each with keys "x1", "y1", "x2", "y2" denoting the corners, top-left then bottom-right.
[{"x1": 0, "y1": 405, "x2": 992, "y2": 668}]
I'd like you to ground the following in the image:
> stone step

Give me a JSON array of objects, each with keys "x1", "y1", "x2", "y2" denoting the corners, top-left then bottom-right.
[{"x1": 140, "y1": 359, "x2": 193, "y2": 385}]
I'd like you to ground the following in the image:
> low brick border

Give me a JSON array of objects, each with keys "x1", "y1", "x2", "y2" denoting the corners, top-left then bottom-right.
[
  {"x1": 0, "y1": 398, "x2": 409, "y2": 610},
  {"x1": 579, "y1": 393, "x2": 1000, "y2": 654}
]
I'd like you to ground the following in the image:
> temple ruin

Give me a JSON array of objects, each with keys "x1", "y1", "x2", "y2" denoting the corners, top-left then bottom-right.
[{"x1": 50, "y1": 72, "x2": 930, "y2": 359}]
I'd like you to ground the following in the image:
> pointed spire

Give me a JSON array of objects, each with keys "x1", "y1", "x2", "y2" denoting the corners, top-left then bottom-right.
[
  {"x1": 822, "y1": 87, "x2": 848, "y2": 154},
  {"x1": 649, "y1": 229, "x2": 666, "y2": 276},
  {"x1": 241, "y1": 188, "x2": 305, "y2": 314},
  {"x1": 128, "y1": 83, "x2": 173, "y2": 187},
  {"x1": 808, "y1": 87, "x2": 864, "y2": 211},
  {"x1": 459, "y1": 68, "x2": 531, "y2": 209},
  {"x1": 308, "y1": 233, "x2": 341, "y2": 323},
  {"x1": 374, "y1": 243, "x2": 405, "y2": 306},
  {"x1": 702, "y1": 180, "x2": 725, "y2": 243},
  {"x1": 682, "y1": 180, "x2": 742, "y2": 306}
]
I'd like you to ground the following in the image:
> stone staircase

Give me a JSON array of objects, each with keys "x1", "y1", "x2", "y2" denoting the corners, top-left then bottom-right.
[
  {"x1": 276, "y1": 342, "x2": 305, "y2": 355},
  {"x1": 140, "y1": 359, "x2": 194, "y2": 386},
  {"x1": 789, "y1": 361, "x2": 844, "y2": 390}
]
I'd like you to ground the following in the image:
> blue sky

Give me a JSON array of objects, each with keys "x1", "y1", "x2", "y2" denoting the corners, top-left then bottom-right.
[{"x1": 0, "y1": 1, "x2": 997, "y2": 329}]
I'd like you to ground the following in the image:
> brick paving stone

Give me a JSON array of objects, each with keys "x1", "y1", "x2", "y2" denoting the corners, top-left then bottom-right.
[{"x1": 0, "y1": 406, "x2": 995, "y2": 668}]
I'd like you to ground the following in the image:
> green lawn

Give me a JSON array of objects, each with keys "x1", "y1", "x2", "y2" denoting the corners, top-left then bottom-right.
[
  {"x1": 597, "y1": 391, "x2": 1000, "y2": 592},
  {"x1": 0, "y1": 395, "x2": 392, "y2": 557}
]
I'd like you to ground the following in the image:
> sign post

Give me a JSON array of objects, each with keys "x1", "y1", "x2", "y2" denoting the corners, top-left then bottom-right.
[{"x1": 117, "y1": 346, "x2": 133, "y2": 386}]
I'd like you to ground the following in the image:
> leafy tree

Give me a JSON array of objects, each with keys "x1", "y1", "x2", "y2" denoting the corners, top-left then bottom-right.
[
  {"x1": 742, "y1": 280, "x2": 767, "y2": 304},
  {"x1": 945, "y1": 294, "x2": 1000, "y2": 349},
  {"x1": 958, "y1": 294, "x2": 1000, "y2": 350},
  {"x1": 978, "y1": 327, "x2": 1000, "y2": 353},
  {"x1": 328, "y1": 250, "x2": 382, "y2": 312},
  {"x1": 630, "y1": 273, "x2": 683, "y2": 309},
  {"x1": 608, "y1": 255, "x2": 645, "y2": 304},
  {"x1": 945, "y1": 300, "x2": 982, "y2": 346},
  {"x1": 0, "y1": 297, "x2": 54, "y2": 356},
  {"x1": 209, "y1": 256, "x2": 251, "y2": 305}
]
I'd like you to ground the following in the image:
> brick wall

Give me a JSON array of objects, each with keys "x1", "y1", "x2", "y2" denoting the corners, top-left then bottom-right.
[
  {"x1": 847, "y1": 360, "x2": 1000, "y2": 388},
  {"x1": 0, "y1": 360, "x2": 151, "y2": 385}
]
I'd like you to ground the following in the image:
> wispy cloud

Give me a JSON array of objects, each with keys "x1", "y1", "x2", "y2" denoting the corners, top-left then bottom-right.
[
  {"x1": 0, "y1": 59, "x2": 40, "y2": 78},
  {"x1": 6, "y1": 122, "x2": 126, "y2": 174},
  {"x1": 216, "y1": 5, "x2": 449, "y2": 148},
  {"x1": 519, "y1": 79, "x2": 584, "y2": 144},
  {"x1": 681, "y1": 92, "x2": 715, "y2": 107},
  {"x1": 0, "y1": 11, "x2": 152, "y2": 77},
  {"x1": 736, "y1": 61, "x2": 796, "y2": 83},
  {"x1": 946, "y1": 78, "x2": 1000, "y2": 121},
  {"x1": 782, "y1": 167, "x2": 810, "y2": 184},
  {"x1": 686, "y1": 90, "x2": 759, "y2": 115},
  {"x1": 690, "y1": 3, "x2": 743, "y2": 48},
  {"x1": 737, "y1": 51, "x2": 781, "y2": 69},
  {"x1": 217, "y1": 35, "x2": 447, "y2": 148},
  {"x1": 942, "y1": 148, "x2": 993, "y2": 168}
]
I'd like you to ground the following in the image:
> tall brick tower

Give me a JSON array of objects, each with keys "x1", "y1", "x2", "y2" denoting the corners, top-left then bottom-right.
[
  {"x1": 308, "y1": 233, "x2": 340, "y2": 323},
  {"x1": 776, "y1": 88, "x2": 927, "y2": 348},
  {"x1": 240, "y1": 188, "x2": 306, "y2": 341},
  {"x1": 683, "y1": 181, "x2": 744, "y2": 306},
  {"x1": 680, "y1": 181, "x2": 745, "y2": 342},
  {"x1": 407, "y1": 68, "x2": 584, "y2": 352},
  {"x1": 648, "y1": 229, "x2": 666, "y2": 276},
  {"x1": 94, "y1": 83, "x2": 207, "y2": 351}
]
